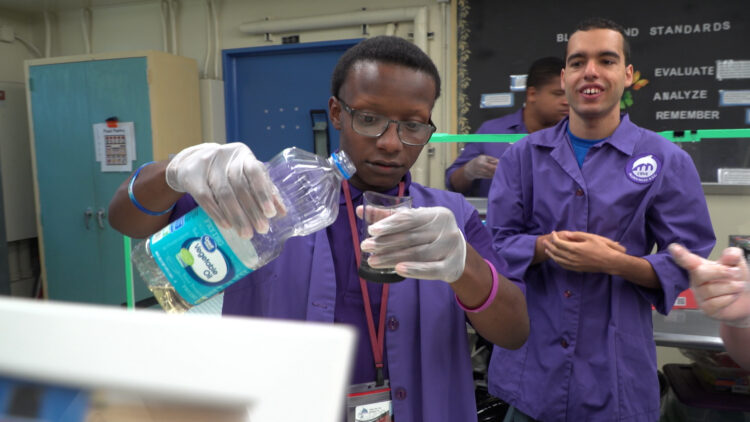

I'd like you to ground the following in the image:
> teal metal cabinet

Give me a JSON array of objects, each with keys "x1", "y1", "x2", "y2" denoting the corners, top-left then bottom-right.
[{"x1": 25, "y1": 51, "x2": 201, "y2": 305}]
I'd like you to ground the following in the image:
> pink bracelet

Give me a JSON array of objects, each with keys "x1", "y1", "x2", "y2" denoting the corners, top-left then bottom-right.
[{"x1": 455, "y1": 259, "x2": 499, "y2": 313}]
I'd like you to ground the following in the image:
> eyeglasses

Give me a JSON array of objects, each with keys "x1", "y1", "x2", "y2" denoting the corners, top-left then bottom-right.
[{"x1": 336, "y1": 98, "x2": 436, "y2": 146}]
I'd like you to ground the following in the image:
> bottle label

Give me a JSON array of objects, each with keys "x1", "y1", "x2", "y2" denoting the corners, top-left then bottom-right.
[{"x1": 148, "y1": 208, "x2": 256, "y2": 305}]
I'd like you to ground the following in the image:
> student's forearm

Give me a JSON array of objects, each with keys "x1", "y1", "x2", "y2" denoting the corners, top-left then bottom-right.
[
  {"x1": 609, "y1": 254, "x2": 660, "y2": 289},
  {"x1": 531, "y1": 234, "x2": 551, "y2": 264},
  {"x1": 108, "y1": 160, "x2": 183, "y2": 238},
  {"x1": 448, "y1": 167, "x2": 474, "y2": 194},
  {"x1": 453, "y1": 246, "x2": 529, "y2": 349}
]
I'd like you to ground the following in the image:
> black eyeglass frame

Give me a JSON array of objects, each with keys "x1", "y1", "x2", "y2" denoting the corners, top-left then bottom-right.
[{"x1": 335, "y1": 97, "x2": 436, "y2": 146}]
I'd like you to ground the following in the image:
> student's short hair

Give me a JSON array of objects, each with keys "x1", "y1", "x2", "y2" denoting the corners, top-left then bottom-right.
[
  {"x1": 569, "y1": 17, "x2": 631, "y2": 65},
  {"x1": 526, "y1": 56, "x2": 565, "y2": 89},
  {"x1": 331, "y1": 36, "x2": 441, "y2": 100}
]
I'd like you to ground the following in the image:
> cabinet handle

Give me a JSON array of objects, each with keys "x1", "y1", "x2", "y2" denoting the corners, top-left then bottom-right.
[
  {"x1": 84, "y1": 208, "x2": 93, "y2": 230},
  {"x1": 97, "y1": 208, "x2": 106, "y2": 229}
]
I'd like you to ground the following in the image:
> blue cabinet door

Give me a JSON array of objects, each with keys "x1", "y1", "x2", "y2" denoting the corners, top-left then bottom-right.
[
  {"x1": 30, "y1": 62, "x2": 103, "y2": 303},
  {"x1": 86, "y1": 58, "x2": 154, "y2": 304},
  {"x1": 29, "y1": 58, "x2": 154, "y2": 305}
]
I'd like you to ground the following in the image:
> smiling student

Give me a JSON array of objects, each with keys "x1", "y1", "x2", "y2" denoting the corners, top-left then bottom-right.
[{"x1": 485, "y1": 18, "x2": 715, "y2": 421}]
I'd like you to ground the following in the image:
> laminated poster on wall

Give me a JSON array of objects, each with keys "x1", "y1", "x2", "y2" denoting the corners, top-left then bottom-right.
[{"x1": 92, "y1": 121, "x2": 136, "y2": 172}]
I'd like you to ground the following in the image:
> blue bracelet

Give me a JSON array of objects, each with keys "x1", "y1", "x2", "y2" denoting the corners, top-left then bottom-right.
[{"x1": 128, "y1": 161, "x2": 176, "y2": 216}]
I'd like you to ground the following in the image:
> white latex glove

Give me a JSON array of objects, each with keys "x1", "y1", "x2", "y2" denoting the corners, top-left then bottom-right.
[
  {"x1": 166, "y1": 142, "x2": 285, "y2": 238},
  {"x1": 358, "y1": 206, "x2": 467, "y2": 283},
  {"x1": 669, "y1": 243, "x2": 750, "y2": 327},
  {"x1": 463, "y1": 154, "x2": 498, "y2": 180}
]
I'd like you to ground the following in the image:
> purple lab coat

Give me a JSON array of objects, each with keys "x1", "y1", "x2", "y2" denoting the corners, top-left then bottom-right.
[
  {"x1": 445, "y1": 108, "x2": 527, "y2": 197},
  {"x1": 486, "y1": 115, "x2": 715, "y2": 421},
  {"x1": 170, "y1": 174, "x2": 521, "y2": 421}
]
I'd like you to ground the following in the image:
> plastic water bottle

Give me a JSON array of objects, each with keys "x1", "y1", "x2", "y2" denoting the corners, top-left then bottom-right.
[{"x1": 131, "y1": 147, "x2": 356, "y2": 313}]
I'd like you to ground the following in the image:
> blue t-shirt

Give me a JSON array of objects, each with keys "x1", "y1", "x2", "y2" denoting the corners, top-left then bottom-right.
[{"x1": 567, "y1": 124, "x2": 605, "y2": 168}]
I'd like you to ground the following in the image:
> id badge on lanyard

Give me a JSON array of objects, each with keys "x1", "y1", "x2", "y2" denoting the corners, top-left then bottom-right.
[{"x1": 346, "y1": 380, "x2": 392, "y2": 422}]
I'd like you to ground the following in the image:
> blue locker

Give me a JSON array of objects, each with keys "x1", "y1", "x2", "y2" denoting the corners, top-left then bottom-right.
[{"x1": 26, "y1": 52, "x2": 201, "y2": 305}]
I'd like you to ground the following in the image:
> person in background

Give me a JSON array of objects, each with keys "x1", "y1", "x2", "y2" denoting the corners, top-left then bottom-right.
[
  {"x1": 485, "y1": 18, "x2": 716, "y2": 421},
  {"x1": 445, "y1": 56, "x2": 568, "y2": 197},
  {"x1": 670, "y1": 244, "x2": 750, "y2": 369},
  {"x1": 108, "y1": 36, "x2": 529, "y2": 421}
]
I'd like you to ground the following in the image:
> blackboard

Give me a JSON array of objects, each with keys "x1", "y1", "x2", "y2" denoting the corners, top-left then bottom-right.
[{"x1": 456, "y1": 0, "x2": 750, "y2": 182}]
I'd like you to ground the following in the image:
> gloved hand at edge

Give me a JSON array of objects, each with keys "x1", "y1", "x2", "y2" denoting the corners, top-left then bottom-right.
[{"x1": 669, "y1": 243, "x2": 750, "y2": 328}]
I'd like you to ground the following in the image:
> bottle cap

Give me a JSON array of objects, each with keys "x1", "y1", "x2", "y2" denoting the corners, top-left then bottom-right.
[{"x1": 331, "y1": 150, "x2": 356, "y2": 180}]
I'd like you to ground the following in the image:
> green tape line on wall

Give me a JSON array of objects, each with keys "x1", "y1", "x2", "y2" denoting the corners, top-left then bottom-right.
[{"x1": 431, "y1": 129, "x2": 750, "y2": 143}]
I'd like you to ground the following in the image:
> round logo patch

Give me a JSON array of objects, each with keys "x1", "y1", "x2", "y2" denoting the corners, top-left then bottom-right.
[{"x1": 626, "y1": 154, "x2": 661, "y2": 184}]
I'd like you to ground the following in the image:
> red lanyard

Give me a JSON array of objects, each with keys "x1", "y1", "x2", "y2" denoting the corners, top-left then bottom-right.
[{"x1": 342, "y1": 180, "x2": 404, "y2": 386}]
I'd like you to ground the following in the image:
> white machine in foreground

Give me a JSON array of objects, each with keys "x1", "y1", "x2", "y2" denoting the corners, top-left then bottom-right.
[{"x1": 0, "y1": 297, "x2": 355, "y2": 421}]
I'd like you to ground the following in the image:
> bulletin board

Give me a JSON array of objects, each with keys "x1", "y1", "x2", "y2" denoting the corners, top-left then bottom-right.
[{"x1": 456, "y1": 0, "x2": 750, "y2": 182}]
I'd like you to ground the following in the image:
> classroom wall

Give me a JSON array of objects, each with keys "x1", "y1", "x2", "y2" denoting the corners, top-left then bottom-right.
[
  {"x1": 0, "y1": 8, "x2": 38, "y2": 81},
  {"x1": 0, "y1": 8, "x2": 44, "y2": 297},
  {"x1": 46, "y1": 0, "x2": 455, "y2": 189},
  {"x1": 705, "y1": 193, "x2": 750, "y2": 260}
]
